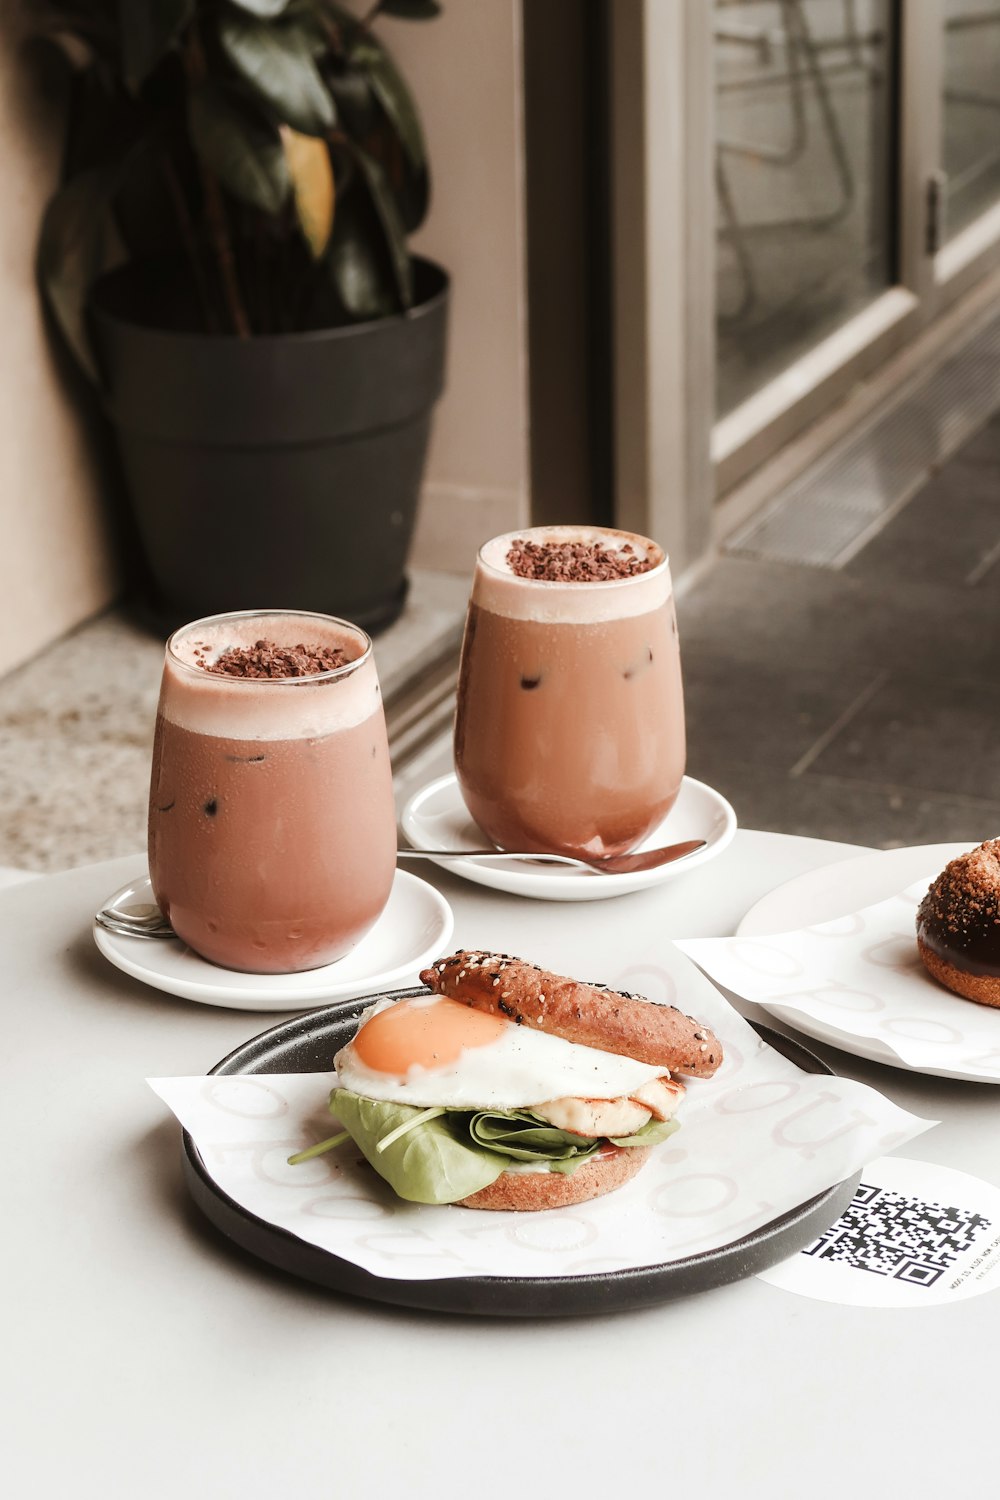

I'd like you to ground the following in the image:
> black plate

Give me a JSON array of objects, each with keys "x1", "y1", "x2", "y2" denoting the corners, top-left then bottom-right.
[{"x1": 182, "y1": 990, "x2": 860, "y2": 1318}]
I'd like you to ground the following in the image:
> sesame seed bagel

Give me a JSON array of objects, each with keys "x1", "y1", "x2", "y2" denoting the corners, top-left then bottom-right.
[
  {"x1": 458, "y1": 1145, "x2": 650, "y2": 1211},
  {"x1": 419, "y1": 950, "x2": 723, "y2": 1078}
]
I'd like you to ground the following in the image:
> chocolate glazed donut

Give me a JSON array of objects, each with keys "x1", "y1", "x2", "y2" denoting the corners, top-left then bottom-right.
[{"x1": 917, "y1": 839, "x2": 1000, "y2": 1007}]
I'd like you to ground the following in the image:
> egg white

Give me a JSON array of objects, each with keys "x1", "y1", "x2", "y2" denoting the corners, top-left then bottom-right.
[{"x1": 333, "y1": 994, "x2": 667, "y2": 1110}]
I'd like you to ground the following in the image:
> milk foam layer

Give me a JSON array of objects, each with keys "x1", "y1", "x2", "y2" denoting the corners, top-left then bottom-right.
[
  {"x1": 160, "y1": 612, "x2": 381, "y2": 740},
  {"x1": 475, "y1": 527, "x2": 671, "y2": 623}
]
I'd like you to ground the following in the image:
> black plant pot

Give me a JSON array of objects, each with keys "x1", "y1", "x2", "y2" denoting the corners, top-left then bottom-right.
[{"x1": 89, "y1": 257, "x2": 449, "y2": 634}]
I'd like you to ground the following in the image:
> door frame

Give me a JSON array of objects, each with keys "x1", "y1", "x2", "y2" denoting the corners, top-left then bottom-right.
[{"x1": 608, "y1": 0, "x2": 715, "y2": 578}]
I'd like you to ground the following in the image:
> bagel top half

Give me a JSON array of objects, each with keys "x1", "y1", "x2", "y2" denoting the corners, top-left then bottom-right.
[{"x1": 419, "y1": 950, "x2": 723, "y2": 1078}]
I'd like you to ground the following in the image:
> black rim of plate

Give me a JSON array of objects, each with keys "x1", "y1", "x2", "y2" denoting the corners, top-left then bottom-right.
[{"x1": 181, "y1": 989, "x2": 860, "y2": 1318}]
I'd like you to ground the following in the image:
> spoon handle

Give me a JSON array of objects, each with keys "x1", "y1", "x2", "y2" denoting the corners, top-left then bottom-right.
[
  {"x1": 397, "y1": 848, "x2": 583, "y2": 866},
  {"x1": 397, "y1": 842, "x2": 706, "y2": 873}
]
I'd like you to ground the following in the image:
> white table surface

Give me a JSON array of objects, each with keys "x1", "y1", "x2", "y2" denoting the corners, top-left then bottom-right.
[{"x1": 1, "y1": 831, "x2": 992, "y2": 1499}]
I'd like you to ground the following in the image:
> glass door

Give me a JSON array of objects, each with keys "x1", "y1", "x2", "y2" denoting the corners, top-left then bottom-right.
[
  {"x1": 715, "y1": 1, "x2": 898, "y2": 417},
  {"x1": 712, "y1": 0, "x2": 1000, "y2": 494},
  {"x1": 936, "y1": 0, "x2": 1000, "y2": 287},
  {"x1": 942, "y1": 1, "x2": 1000, "y2": 241},
  {"x1": 711, "y1": 0, "x2": 920, "y2": 492}
]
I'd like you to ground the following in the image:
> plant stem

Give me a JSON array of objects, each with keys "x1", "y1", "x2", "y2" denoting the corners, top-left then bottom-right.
[
  {"x1": 316, "y1": 3, "x2": 346, "y2": 56},
  {"x1": 159, "y1": 149, "x2": 220, "y2": 334},
  {"x1": 183, "y1": 27, "x2": 252, "y2": 338},
  {"x1": 200, "y1": 166, "x2": 251, "y2": 338},
  {"x1": 252, "y1": 215, "x2": 268, "y2": 335}
]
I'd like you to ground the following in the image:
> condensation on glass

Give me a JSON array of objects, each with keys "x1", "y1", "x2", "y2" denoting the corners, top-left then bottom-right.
[{"x1": 714, "y1": 0, "x2": 896, "y2": 417}]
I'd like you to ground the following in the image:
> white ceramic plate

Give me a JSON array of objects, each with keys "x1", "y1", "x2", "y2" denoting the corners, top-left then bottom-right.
[
  {"x1": 93, "y1": 871, "x2": 454, "y2": 1012},
  {"x1": 400, "y1": 772, "x2": 737, "y2": 901},
  {"x1": 737, "y1": 841, "x2": 981, "y2": 1079}
]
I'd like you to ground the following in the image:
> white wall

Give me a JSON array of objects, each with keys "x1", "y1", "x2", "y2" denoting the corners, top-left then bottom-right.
[
  {"x1": 0, "y1": 15, "x2": 117, "y2": 678},
  {"x1": 353, "y1": 0, "x2": 531, "y2": 573}
]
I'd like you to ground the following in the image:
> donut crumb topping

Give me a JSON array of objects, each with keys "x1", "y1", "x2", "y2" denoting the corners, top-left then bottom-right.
[{"x1": 917, "y1": 839, "x2": 1000, "y2": 949}]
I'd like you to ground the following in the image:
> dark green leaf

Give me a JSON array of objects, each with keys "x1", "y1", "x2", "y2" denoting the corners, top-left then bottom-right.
[
  {"x1": 291, "y1": 6, "x2": 333, "y2": 58},
  {"x1": 118, "y1": 0, "x2": 192, "y2": 90},
  {"x1": 349, "y1": 142, "x2": 412, "y2": 306},
  {"x1": 62, "y1": 61, "x2": 137, "y2": 179},
  {"x1": 327, "y1": 176, "x2": 396, "y2": 320},
  {"x1": 352, "y1": 37, "x2": 425, "y2": 170},
  {"x1": 37, "y1": 166, "x2": 117, "y2": 380},
  {"x1": 327, "y1": 69, "x2": 377, "y2": 136},
  {"x1": 188, "y1": 84, "x2": 291, "y2": 216},
  {"x1": 378, "y1": 1, "x2": 442, "y2": 18},
  {"x1": 27, "y1": 7, "x2": 119, "y2": 64},
  {"x1": 390, "y1": 149, "x2": 428, "y2": 235},
  {"x1": 218, "y1": 14, "x2": 335, "y2": 136},
  {"x1": 347, "y1": 130, "x2": 429, "y2": 234},
  {"x1": 112, "y1": 137, "x2": 189, "y2": 261},
  {"x1": 321, "y1": 0, "x2": 362, "y2": 35},
  {"x1": 226, "y1": 0, "x2": 291, "y2": 14}
]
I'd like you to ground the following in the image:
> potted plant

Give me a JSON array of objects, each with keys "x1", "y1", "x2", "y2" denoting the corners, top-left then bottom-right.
[{"x1": 32, "y1": 0, "x2": 448, "y2": 632}]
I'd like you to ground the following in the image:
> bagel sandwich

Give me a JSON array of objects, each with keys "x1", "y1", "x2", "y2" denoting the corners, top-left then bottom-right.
[{"x1": 291, "y1": 951, "x2": 723, "y2": 1211}]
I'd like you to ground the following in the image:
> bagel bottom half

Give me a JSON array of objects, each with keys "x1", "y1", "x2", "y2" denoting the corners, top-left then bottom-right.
[{"x1": 457, "y1": 1144, "x2": 651, "y2": 1211}]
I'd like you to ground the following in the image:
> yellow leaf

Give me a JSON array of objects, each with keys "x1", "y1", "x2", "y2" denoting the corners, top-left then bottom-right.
[{"x1": 280, "y1": 125, "x2": 335, "y2": 258}]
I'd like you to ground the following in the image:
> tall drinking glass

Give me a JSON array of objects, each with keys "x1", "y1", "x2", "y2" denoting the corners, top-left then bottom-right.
[
  {"x1": 454, "y1": 526, "x2": 685, "y2": 858},
  {"x1": 148, "y1": 609, "x2": 396, "y2": 973}
]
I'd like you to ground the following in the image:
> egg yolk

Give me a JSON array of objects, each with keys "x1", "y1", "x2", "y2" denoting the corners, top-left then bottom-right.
[{"x1": 353, "y1": 998, "x2": 510, "y2": 1075}]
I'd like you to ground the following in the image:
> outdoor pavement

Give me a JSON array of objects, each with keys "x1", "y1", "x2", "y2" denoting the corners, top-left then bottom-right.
[{"x1": 680, "y1": 413, "x2": 1000, "y2": 847}]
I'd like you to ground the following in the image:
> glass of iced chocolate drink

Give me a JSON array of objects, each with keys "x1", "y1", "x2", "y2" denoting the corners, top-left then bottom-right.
[
  {"x1": 454, "y1": 526, "x2": 685, "y2": 859},
  {"x1": 148, "y1": 610, "x2": 396, "y2": 973}
]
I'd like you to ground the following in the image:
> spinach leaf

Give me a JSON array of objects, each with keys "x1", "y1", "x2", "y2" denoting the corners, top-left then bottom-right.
[
  {"x1": 329, "y1": 1089, "x2": 508, "y2": 1205},
  {"x1": 464, "y1": 1110, "x2": 601, "y2": 1163},
  {"x1": 609, "y1": 1117, "x2": 681, "y2": 1148},
  {"x1": 323, "y1": 1091, "x2": 682, "y2": 1204}
]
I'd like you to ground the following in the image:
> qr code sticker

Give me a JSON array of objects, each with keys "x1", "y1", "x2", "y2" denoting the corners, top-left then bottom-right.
[{"x1": 803, "y1": 1182, "x2": 992, "y2": 1287}]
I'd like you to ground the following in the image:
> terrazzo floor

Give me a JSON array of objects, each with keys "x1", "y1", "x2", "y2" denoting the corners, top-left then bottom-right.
[{"x1": 0, "y1": 570, "x2": 466, "y2": 872}]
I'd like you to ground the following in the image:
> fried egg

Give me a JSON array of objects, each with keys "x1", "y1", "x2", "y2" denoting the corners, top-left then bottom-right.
[{"x1": 333, "y1": 994, "x2": 668, "y2": 1110}]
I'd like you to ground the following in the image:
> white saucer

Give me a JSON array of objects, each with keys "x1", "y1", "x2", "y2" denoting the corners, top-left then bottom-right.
[
  {"x1": 400, "y1": 773, "x2": 737, "y2": 901},
  {"x1": 737, "y1": 841, "x2": 984, "y2": 1080},
  {"x1": 93, "y1": 870, "x2": 454, "y2": 1011}
]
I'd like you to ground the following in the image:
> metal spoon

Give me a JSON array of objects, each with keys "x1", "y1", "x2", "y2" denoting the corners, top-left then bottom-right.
[
  {"x1": 94, "y1": 905, "x2": 175, "y2": 940},
  {"x1": 396, "y1": 837, "x2": 707, "y2": 876}
]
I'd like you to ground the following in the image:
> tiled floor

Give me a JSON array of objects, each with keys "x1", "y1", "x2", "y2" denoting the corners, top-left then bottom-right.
[{"x1": 680, "y1": 413, "x2": 1000, "y2": 847}]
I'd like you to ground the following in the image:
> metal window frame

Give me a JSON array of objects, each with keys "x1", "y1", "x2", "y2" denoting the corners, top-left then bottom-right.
[{"x1": 609, "y1": 0, "x2": 715, "y2": 577}]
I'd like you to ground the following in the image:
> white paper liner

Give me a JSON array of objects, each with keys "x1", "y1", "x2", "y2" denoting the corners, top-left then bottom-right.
[
  {"x1": 150, "y1": 958, "x2": 933, "y2": 1283},
  {"x1": 677, "y1": 879, "x2": 1000, "y2": 1082}
]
